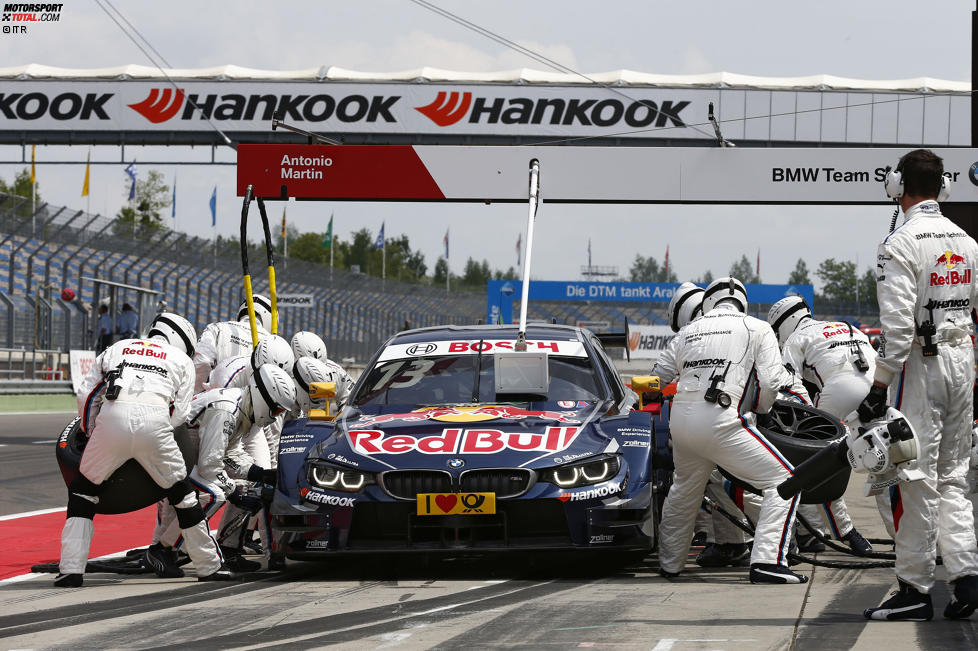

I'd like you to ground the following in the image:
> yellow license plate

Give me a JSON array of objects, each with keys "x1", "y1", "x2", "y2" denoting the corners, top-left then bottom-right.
[{"x1": 416, "y1": 492, "x2": 496, "y2": 516}]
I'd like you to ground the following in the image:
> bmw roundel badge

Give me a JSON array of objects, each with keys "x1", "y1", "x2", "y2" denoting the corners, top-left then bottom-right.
[{"x1": 447, "y1": 458, "x2": 465, "y2": 469}]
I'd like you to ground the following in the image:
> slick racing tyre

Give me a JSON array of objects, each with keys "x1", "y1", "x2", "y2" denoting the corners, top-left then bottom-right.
[
  {"x1": 55, "y1": 416, "x2": 196, "y2": 514},
  {"x1": 718, "y1": 400, "x2": 849, "y2": 504}
]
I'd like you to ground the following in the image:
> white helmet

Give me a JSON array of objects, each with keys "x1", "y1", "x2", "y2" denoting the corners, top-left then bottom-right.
[
  {"x1": 251, "y1": 334, "x2": 295, "y2": 375},
  {"x1": 291, "y1": 330, "x2": 327, "y2": 361},
  {"x1": 249, "y1": 363, "x2": 297, "y2": 427},
  {"x1": 702, "y1": 277, "x2": 748, "y2": 314},
  {"x1": 293, "y1": 356, "x2": 332, "y2": 413},
  {"x1": 147, "y1": 312, "x2": 197, "y2": 355},
  {"x1": 237, "y1": 294, "x2": 272, "y2": 332},
  {"x1": 667, "y1": 282, "x2": 704, "y2": 332},
  {"x1": 768, "y1": 296, "x2": 812, "y2": 346}
]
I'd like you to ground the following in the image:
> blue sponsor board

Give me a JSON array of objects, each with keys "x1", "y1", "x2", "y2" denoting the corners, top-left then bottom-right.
[{"x1": 487, "y1": 280, "x2": 814, "y2": 324}]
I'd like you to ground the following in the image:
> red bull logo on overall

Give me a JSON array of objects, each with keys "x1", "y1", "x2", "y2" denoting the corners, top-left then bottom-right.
[{"x1": 931, "y1": 250, "x2": 971, "y2": 286}]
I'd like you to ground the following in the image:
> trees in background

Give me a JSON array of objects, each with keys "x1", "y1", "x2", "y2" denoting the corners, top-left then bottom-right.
[
  {"x1": 629, "y1": 254, "x2": 678, "y2": 282},
  {"x1": 112, "y1": 170, "x2": 171, "y2": 240}
]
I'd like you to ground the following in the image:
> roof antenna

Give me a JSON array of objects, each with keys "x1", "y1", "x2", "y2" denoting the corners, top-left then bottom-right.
[
  {"x1": 708, "y1": 102, "x2": 735, "y2": 148},
  {"x1": 515, "y1": 159, "x2": 540, "y2": 352}
]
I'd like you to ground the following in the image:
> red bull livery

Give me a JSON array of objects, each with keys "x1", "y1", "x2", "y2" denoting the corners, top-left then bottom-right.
[{"x1": 268, "y1": 324, "x2": 659, "y2": 559}]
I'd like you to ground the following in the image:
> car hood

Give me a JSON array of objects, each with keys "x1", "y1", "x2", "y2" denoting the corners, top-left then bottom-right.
[{"x1": 316, "y1": 403, "x2": 619, "y2": 470}]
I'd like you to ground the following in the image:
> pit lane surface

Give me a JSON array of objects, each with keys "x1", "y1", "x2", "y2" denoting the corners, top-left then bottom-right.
[{"x1": 2, "y1": 412, "x2": 978, "y2": 650}]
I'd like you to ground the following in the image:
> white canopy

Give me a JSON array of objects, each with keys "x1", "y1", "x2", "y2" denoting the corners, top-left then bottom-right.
[{"x1": 0, "y1": 64, "x2": 967, "y2": 93}]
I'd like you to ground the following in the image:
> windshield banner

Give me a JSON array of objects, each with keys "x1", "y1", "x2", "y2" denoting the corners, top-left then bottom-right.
[{"x1": 377, "y1": 339, "x2": 587, "y2": 361}]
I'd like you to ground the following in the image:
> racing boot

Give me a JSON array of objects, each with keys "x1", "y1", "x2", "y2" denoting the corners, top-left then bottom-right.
[
  {"x1": 54, "y1": 573, "x2": 83, "y2": 587},
  {"x1": 696, "y1": 543, "x2": 750, "y2": 568},
  {"x1": 944, "y1": 574, "x2": 978, "y2": 620},
  {"x1": 219, "y1": 546, "x2": 261, "y2": 573},
  {"x1": 840, "y1": 528, "x2": 873, "y2": 556},
  {"x1": 864, "y1": 579, "x2": 933, "y2": 621},
  {"x1": 143, "y1": 542, "x2": 185, "y2": 578},
  {"x1": 198, "y1": 564, "x2": 238, "y2": 582},
  {"x1": 691, "y1": 531, "x2": 708, "y2": 547},
  {"x1": 795, "y1": 533, "x2": 825, "y2": 553},
  {"x1": 749, "y1": 563, "x2": 809, "y2": 585}
]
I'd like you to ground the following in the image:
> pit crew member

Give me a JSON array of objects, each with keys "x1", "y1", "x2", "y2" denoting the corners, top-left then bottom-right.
[
  {"x1": 768, "y1": 296, "x2": 874, "y2": 556},
  {"x1": 654, "y1": 277, "x2": 807, "y2": 584},
  {"x1": 59, "y1": 312, "x2": 233, "y2": 586},
  {"x1": 192, "y1": 294, "x2": 273, "y2": 391},
  {"x1": 860, "y1": 149, "x2": 978, "y2": 621},
  {"x1": 147, "y1": 364, "x2": 296, "y2": 576}
]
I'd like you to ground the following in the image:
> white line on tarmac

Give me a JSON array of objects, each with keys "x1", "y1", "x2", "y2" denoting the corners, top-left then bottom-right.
[
  {"x1": 0, "y1": 507, "x2": 66, "y2": 521},
  {"x1": 0, "y1": 546, "x2": 140, "y2": 586},
  {"x1": 0, "y1": 411, "x2": 76, "y2": 416},
  {"x1": 31, "y1": 440, "x2": 58, "y2": 444},
  {"x1": 650, "y1": 640, "x2": 758, "y2": 651}
]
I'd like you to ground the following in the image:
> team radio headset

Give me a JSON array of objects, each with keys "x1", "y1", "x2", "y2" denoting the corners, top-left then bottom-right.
[{"x1": 882, "y1": 158, "x2": 951, "y2": 356}]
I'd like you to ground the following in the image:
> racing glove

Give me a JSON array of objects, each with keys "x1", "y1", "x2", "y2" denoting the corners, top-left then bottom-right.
[
  {"x1": 227, "y1": 488, "x2": 263, "y2": 514},
  {"x1": 857, "y1": 384, "x2": 888, "y2": 423},
  {"x1": 755, "y1": 411, "x2": 775, "y2": 429}
]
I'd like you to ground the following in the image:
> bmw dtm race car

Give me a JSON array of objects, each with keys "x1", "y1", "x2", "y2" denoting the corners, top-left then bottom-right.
[{"x1": 269, "y1": 324, "x2": 661, "y2": 558}]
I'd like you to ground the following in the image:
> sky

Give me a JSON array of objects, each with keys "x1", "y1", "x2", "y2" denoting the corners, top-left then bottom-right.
[{"x1": 0, "y1": 0, "x2": 975, "y2": 290}]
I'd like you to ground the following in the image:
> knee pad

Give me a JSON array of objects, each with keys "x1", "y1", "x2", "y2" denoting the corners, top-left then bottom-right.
[
  {"x1": 175, "y1": 502, "x2": 206, "y2": 529},
  {"x1": 66, "y1": 475, "x2": 102, "y2": 519},
  {"x1": 164, "y1": 477, "x2": 194, "y2": 505},
  {"x1": 67, "y1": 491, "x2": 98, "y2": 519}
]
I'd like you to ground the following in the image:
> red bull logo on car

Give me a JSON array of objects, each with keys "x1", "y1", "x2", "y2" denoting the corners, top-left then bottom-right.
[
  {"x1": 349, "y1": 426, "x2": 582, "y2": 455},
  {"x1": 354, "y1": 405, "x2": 582, "y2": 427},
  {"x1": 931, "y1": 250, "x2": 971, "y2": 286}
]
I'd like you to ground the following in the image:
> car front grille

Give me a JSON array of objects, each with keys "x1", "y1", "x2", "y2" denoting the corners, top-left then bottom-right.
[
  {"x1": 459, "y1": 468, "x2": 533, "y2": 498},
  {"x1": 380, "y1": 470, "x2": 453, "y2": 500}
]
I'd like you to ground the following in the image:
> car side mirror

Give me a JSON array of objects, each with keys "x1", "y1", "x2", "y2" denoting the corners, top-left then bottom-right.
[
  {"x1": 631, "y1": 376, "x2": 661, "y2": 410},
  {"x1": 308, "y1": 381, "x2": 337, "y2": 422}
]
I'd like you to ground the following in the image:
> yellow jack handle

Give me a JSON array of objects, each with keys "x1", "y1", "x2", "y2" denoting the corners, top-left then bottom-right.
[
  {"x1": 631, "y1": 376, "x2": 661, "y2": 410},
  {"x1": 308, "y1": 381, "x2": 337, "y2": 421}
]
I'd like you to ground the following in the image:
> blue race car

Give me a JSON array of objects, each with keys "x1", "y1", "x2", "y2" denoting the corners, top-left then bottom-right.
[{"x1": 269, "y1": 324, "x2": 662, "y2": 558}]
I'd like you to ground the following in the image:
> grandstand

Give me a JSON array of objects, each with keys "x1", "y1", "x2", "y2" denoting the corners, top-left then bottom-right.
[
  {"x1": 0, "y1": 192, "x2": 485, "y2": 361},
  {"x1": 1, "y1": 190, "x2": 880, "y2": 378}
]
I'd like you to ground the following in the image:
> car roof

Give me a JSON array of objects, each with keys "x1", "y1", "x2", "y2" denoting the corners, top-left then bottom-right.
[{"x1": 389, "y1": 324, "x2": 586, "y2": 345}]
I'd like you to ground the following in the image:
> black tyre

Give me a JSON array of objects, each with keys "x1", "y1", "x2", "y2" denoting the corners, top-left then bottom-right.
[
  {"x1": 718, "y1": 400, "x2": 850, "y2": 504},
  {"x1": 55, "y1": 417, "x2": 196, "y2": 514}
]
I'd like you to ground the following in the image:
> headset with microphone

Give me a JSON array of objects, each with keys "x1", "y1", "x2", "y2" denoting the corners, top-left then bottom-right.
[{"x1": 883, "y1": 158, "x2": 950, "y2": 232}]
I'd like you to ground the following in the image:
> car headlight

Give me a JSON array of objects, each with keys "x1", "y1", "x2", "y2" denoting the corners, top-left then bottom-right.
[
  {"x1": 540, "y1": 455, "x2": 621, "y2": 488},
  {"x1": 307, "y1": 462, "x2": 374, "y2": 493}
]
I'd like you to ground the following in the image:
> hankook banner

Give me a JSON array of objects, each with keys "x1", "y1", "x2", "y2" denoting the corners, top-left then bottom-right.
[
  {"x1": 237, "y1": 145, "x2": 978, "y2": 204},
  {"x1": 0, "y1": 81, "x2": 707, "y2": 139}
]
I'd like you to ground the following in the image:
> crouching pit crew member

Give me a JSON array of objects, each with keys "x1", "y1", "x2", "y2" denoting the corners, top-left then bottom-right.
[
  {"x1": 653, "y1": 277, "x2": 807, "y2": 584},
  {"x1": 148, "y1": 363, "x2": 297, "y2": 576},
  {"x1": 768, "y1": 296, "x2": 874, "y2": 556},
  {"x1": 58, "y1": 312, "x2": 234, "y2": 586},
  {"x1": 860, "y1": 149, "x2": 978, "y2": 621}
]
